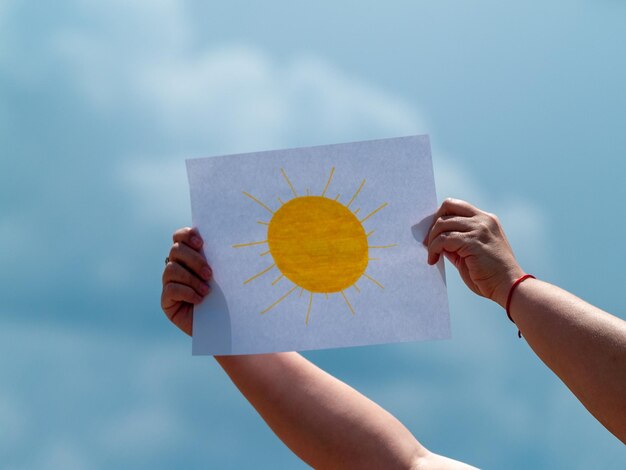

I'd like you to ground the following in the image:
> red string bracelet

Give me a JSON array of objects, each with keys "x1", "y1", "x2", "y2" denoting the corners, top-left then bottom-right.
[{"x1": 505, "y1": 274, "x2": 536, "y2": 338}]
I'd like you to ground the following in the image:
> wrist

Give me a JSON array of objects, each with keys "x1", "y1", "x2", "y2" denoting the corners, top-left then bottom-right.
[{"x1": 492, "y1": 266, "x2": 525, "y2": 308}]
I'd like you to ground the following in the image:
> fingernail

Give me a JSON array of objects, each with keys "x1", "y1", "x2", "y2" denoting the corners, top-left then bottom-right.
[
  {"x1": 192, "y1": 236, "x2": 202, "y2": 248},
  {"x1": 200, "y1": 284, "x2": 210, "y2": 295},
  {"x1": 201, "y1": 267, "x2": 212, "y2": 279}
]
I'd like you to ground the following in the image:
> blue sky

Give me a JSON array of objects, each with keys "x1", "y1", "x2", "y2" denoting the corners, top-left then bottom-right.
[{"x1": 1, "y1": 0, "x2": 625, "y2": 468}]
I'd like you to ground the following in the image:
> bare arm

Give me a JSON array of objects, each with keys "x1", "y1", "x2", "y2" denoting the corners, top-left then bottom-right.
[
  {"x1": 425, "y1": 198, "x2": 626, "y2": 443},
  {"x1": 216, "y1": 352, "x2": 427, "y2": 469},
  {"x1": 508, "y1": 279, "x2": 626, "y2": 442},
  {"x1": 161, "y1": 227, "x2": 476, "y2": 469}
]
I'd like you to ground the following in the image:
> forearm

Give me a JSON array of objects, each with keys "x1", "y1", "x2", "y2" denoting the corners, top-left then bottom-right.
[
  {"x1": 509, "y1": 279, "x2": 626, "y2": 442},
  {"x1": 215, "y1": 352, "x2": 427, "y2": 469}
]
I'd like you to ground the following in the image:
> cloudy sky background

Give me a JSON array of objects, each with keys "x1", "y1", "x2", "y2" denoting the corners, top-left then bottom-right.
[{"x1": 1, "y1": 0, "x2": 625, "y2": 468}]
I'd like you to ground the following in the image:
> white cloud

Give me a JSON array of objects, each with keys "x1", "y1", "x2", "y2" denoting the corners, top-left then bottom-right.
[
  {"x1": 46, "y1": 0, "x2": 551, "y2": 273},
  {"x1": 99, "y1": 406, "x2": 187, "y2": 456},
  {"x1": 30, "y1": 439, "x2": 93, "y2": 470},
  {"x1": 91, "y1": 255, "x2": 139, "y2": 291},
  {"x1": 138, "y1": 48, "x2": 422, "y2": 147},
  {"x1": 0, "y1": 320, "x2": 308, "y2": 469},
  {"x1": 0, "y1": 322, "x2": 193, "y2": 467},
  {"x1": 435, "y1": 155, "x2": 552, "y2": 274},
  {"x1": 103, "y1": 44, "x2": 550, "y2": 274},
  {"x1": 110, "y1": 47, "x2": 424, "y2": 230},
  {"x1": 0, "y1": 0, "x2": 13, "y2": 64},
  {"x1": 0, "y1": 392, "x2": 28, "y2": 457},
  {"x1": 0, "y1": 217, "x2": 30, "y2": 264},
  {"x1": 118, "y1": 158, "x2": 190, "y2": 228}
]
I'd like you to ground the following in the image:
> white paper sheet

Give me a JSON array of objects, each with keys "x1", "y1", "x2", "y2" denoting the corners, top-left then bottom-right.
[{"x1": 187, "y1": 135, "x2": 450, "y2": 355}]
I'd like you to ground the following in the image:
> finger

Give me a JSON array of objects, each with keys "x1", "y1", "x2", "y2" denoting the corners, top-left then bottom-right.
[
  {"x1": 161, "y1": 282, "x2": 204, "y2": 311},
  {"x1": 433, "y1": 198, "x2": 480, "y2": 221},
  {"x1": 171, "y1": 307, "x2": 193, "y2": 337},
  {"x1": 426, "y1": 216, "x2": 475, "y2": 247},
  {"x1": 161, "y1": 298, "x2": 193, "y2": 336},
  {"x1": 423, "y1": 199, "x2": 480, "y2": 246},
  {"x1": 169, "y1": 242, "x2": 212, "y2": 280},
  {"x1": 163, "y1": 262, "x2": 210, "y2": 297},
  {"x1": 172, "y1": 227, "x2": 203, "y2": 250},
  {"x1": 427, "y1": 231, "x2": 470, "y2": 265}
]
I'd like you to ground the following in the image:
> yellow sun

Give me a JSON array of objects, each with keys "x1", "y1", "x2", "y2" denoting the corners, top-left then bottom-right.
[
  {"x1": 233, "y1": 167, "x2": 395, "y2": 324},
  {"x1": 269, "y1": 196, "x2": 368, "y2": 292}
]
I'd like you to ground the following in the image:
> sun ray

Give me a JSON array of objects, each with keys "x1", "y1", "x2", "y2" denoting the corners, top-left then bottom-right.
[
  {"x1": 334, "y1": 194, "x2": 340, "y2": 201},
  {"x1": 341, "y1": 290, "x2": 355, "y2": 315},
  {"x1": 369, "y1": 244, "x2": 397, "y2": 249},
  {"x1": 305, "y1": 292, "x2": 314, "y2": 325},
  {"x1": 260, "y1": 250, "x2": 270, "y2": 256},
  {"x1": 271, "y1": 274, "x2": 284, "y2": 285},
  {"x1": 353, "y1": 283, "x2": 360, "y2": 293},
  {"x1": 354, "y1": 208, "x2": 360, "y2": 214},
  {"x1": 366, "y1": 229, "x2": 375, "y2": 237},
  {"x1": 243, "y1": 191, "x2": 274, "y2": 214},
  {"x1": 306, "y1": 188, "x2": 310, "y2": 195},
  {"x1": 299, "y1": 287, "x2": 304, "y2": 298},
  {"x1": 363, "y1": 272, "x2": 384, "y2": 289},
  {"x1": 233, "y1": 240, "x2": 268, "y2": 248},
  {"x1": 243, "y1": 263, "x2": 275, "y2": 285},
  {"x1": 281, "y1": 168, "x2": 298, "y2": 198},
  {"x1": 321, "y1": 167, "x2": 335, "y2": 197},
  {"x1": 260, "y1": 285, "x2": 298, "y2": 314},
  {"x1": 257, "y1": 221, "x2": 269, "y2": 226},
  {"x1": 325, "y1": 293, "x2": 328, "y2": 300},
  {"x1": 347, "y1": 179, "x2": 365, "y2": 208},
  {"x1": 278, "y1": 197, "x2": 285, "y2": 205},
  {"x1": 368, "y1": 258, "x2": 380, "y2": 261},
  {"x1": 360, "y1": 202, "x2": 388, "y2": 223}
]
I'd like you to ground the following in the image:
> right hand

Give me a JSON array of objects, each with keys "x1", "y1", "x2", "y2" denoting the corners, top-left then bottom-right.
[
  {"x1": 161, "y1": 227, "x2": 212, "y2": 336},
  {"x1": 424, "y1": 198, "x2": 525, "y2": 308}
]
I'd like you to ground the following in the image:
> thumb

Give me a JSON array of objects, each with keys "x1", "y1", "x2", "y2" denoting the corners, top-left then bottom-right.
[
  {"x1": 443, "y1": 251, "x2": 461, "y2": 269},
  {"x1": 444, "y1": 252, "x2": 483, "y2": 298}
]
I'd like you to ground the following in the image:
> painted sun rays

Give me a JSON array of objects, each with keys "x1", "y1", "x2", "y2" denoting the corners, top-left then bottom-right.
[{"x1": 233, "y1": 167, "x2": 396, "y2": 324}]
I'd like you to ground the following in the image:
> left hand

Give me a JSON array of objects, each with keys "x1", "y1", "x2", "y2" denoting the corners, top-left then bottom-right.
[{"x1": 424, "y1": 198, "x2": 524, "y2": 308}]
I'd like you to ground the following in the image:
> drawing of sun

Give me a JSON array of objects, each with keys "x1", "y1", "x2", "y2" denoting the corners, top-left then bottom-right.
[{"x1": 233, "y1": 167, "x2": 396, "y2": 324}]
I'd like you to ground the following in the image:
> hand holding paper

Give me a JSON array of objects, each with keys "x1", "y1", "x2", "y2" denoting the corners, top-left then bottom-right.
[
  {"x1": 161, "y1": 227, "x2": 212, "y2": 336},
  {"x1": 424, "y1": 198, "x2": 524, "y2": 307}
]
